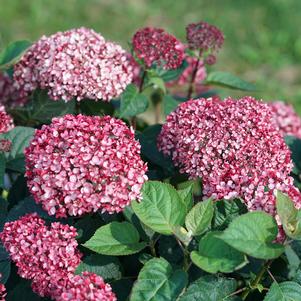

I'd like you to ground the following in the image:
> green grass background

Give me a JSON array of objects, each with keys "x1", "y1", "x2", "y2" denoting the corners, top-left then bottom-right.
[{"x1": 0, "y1": 0, "x2": 301, "y2": 111}]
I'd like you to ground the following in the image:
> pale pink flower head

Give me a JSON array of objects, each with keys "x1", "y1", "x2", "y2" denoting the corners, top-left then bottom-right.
[
  {"x1": 268, "y1": 101, "x2": 301, "y2": 139},
  {"x1": 14, "y1": 27, "x2": 133, "y2": 102},
  {"x1": 0, "y1": 105, "x2": 14, "y2": 134},
  {"x1": 0, "y1": 139, "x2": 12, "y2": 152},
  {"x1": 25, "y1": 114, "x2": 148, "y2": 218},
  {"x1": 0, "y1": 274, "x2": 6, "y2": 301},
  {"x1": 186, "y1": 21, "x2": 224, "y2": 51},
  {"x1": 54, "y1": 272, "x2": 116, "y2": 301},
  {"x1": 132, "y1": 27, "x2": 184, "y2": 70},
  {"x1": 0, "y1": 213, "x2": 82, "y2": 297},
  {"x1": 158, "y1": 96, "x2": 301, "y2": 216},
  {"x1": 0, "y1": 72, "x2": 28, "y2": 108}
]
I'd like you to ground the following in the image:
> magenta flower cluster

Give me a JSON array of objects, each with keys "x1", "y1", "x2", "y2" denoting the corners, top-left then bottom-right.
[
  {"x1": 0, "y1": 105, "x2": 14, "y2": 134},
  {"x1": 158, "y1": 96, "x2": 301, "y2": 215},
  {"x1": 25, "y1": 114, "x2": 148, "y2": 218},
  {"x1": 14, "y1": 27, "x2": 133, "y2": 102},
  {"x1": 0, "y1": 213, "x2": 82, "y2": 297},
  {"x1": 186, "y1": 21, "x2": 224, "y2": 52},
  {"x1": 269, "y1": 101, "x2": 301, "y2": 139},
  {"x1": 56, "y1": 272, "x2": 116, "y2": 301},
  {"x1": 0, "y1": 214, "x2": 116, "y2": 300},
  {"x1": 0, "y1": 72, "x2": 27, "y2": 108},
  {"x1": 132, "y1": 27, "x2": 184, "y2": 70}
]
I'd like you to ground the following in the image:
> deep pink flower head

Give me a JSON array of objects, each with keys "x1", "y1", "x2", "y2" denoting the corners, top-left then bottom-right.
[
  {"x1": 0, "y1": 72, "x2": 28, "y2": 108},
  {"x1": 158, "y1": 96, "x2": 301, "y2": 215},
  {"x1": 25, "y1": 114, "x2": 148, "y2": 218},
  {"x1": 14, "y1": 27, "x2": 133, "y2": 102},
  {"x1": 0, "y1": 105, "x2": 14, "y2": 134},
  {"x1": 0, "y1": 213, "x2": 82, "y2": 297},
  {"x1": 268, "y1": 101, "x2": 301, "y2": 139},
  {"x1": 186, "y1": 21, "x2": 224, "y2": 51},
  {"x1": 132, "y1": 27, "x2": 184, "y2": 70},
  {"x1": 0, "y1": 274, "x2": 6, "y2": 301},
  {"x1": 54, "y1": 272, "x2": 116, "y2": 301}
]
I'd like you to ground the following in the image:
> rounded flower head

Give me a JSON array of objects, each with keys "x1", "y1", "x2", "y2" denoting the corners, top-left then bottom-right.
[
  {"x1": 0, "y1": 72, "x2": 28, "y2": 108},
  {"x1": 0, "y1": 213, "x2": 82, "y2": 297},
  {"x1": 14, "y1": 27, "x2": 133, "y2": 102},
  {"x1": 132, "y1": 27, "x2": 184, "y2": 70},
  {"x1": 0, "y1": 274, "x2": 6, "y2": 301},
  {"x1": 55, "y1": 272, "x2": 116, "y2": 301},
  {"x1": 268, "y1": 101, "x2": 301, "y2": 139},
  {"x1": 0, "y1": 105, "x2": 14, "y2": 134},
  {"x1": 186, "y1": 21, "x2": 224, "y2": 51},
  {"x1": 158, "y1": 96, "x2": 301, "y2": 215},
  {"x1": 25, "y1": 114, "x2": 148, "y2": 218}
]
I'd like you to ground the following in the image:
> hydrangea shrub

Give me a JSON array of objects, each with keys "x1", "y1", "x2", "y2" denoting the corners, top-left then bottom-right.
[{"x1": 1, "y1": 21, "x2": 301, "y2": 301}]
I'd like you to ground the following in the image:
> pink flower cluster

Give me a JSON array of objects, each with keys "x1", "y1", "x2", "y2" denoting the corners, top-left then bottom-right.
[
  {"x1": 167, "y1": 55, "x2": 206, "y2": 91},
  {"x1": 186, "y1": 21, "x2": 224, "y2": 52},
  {"x1": 268, "y1": 101, "x2": 301, "y2": 139},
  {"x1": 0, "y1": 214, "x2": 116, "y2": 300},
  {"x1": 0, "y1": 213, "x2": 81, "y2": 297},
  {"x1": 25, "y1": 114, "x2": 148, "y2": 218},
  {"x1": 132, "y1": 27, "x2": 184, "y2": 70},
  {"x1": 0, "y1": 72, "x2": 27, "y2": 108},
  {"x1": 158, "y1": 96, "x2": 301, "y2": 215},
  {"x1": 14, "y1": 27, "x2": 133, "y2": 102},
  {"x1": 0, "y1": 274, "x2": 6, "y2": 301},
  {"x1": 0, "y1": 139, "x2": 11, "y2": 152},
  {"x1": 56, "y1": 272, "x2": 116, "y2": 301},
  {"x1": 0, "y1": 105, "x2": 14, "y2": 134}
]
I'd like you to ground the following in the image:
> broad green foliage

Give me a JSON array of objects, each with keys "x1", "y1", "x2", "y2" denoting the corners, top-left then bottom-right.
[
  {"x1": 130, "y1": 257, "x2": 188, "y2": 301},
  {"x1": 83, "y1": 221, "x2": 147, "y2": 256},
  {"x1": 191, "y1": 231, "x2": 248, "y2": 273},
  {"x1": 132, "y1": 181, "x2": 187, "y2": 235},
  {"x1": 220, "y1": 211, "x2": 284, "y2": 259},
  {"x1": 179, "y1": 275, "x2": 238, "y2": 301},
  {"x1": 185, "y1": 199, "x2": 214, "y2": 236},
  {"x1": 0, "y1": 40, "x2": 31, "y2": 70},
  {"x1": 205, "y1": 71, "x2": 257, "y2": 91},
  {"x1": 119, "y1": 84, "x2": 149, "y2": 118},
  {"x1": 264, "y1": 281, "x2": 301, "y2": 301}
]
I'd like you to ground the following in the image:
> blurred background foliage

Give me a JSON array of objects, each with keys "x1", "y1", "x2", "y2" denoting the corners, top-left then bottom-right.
[{"x1": 0, "y1": 0, "x2": 301, "y2": 111}]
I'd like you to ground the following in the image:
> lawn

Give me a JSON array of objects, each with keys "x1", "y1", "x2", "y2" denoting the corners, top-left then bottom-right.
[{"x1": 1, "y1": 0, "x2": 301, "y2": 111}]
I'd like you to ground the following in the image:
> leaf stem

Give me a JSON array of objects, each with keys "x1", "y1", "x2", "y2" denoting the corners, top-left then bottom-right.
[
  {"x1": 241, "y1": 260, "x2": 272, "y2": 300},
  {"x1": 187, "y1": 50, "x2": 202, "y2": 99}
]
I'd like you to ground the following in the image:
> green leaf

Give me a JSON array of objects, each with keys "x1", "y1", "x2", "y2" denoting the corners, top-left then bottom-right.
[
  {"x1": 119, "y1": 84, "x2": 149, "y2": 118},
  {"x1": 0, "y1": 260, "x2": 10, "y2": 284},
  {"x1": 132, "y1": 181, "x2": 186, "y2": 235},
  {"x1": 0, "y1": 126, "x2": 35, "y2": 172},
  {"x1": 75, "y1": 254, "x2": 122, "y2": 281},
  {"x1": 0, "y1": 153, "x2": 5, "y2": 188},
  {"x1": 148, "y1": 76, "x2": 166, "y2": 93},
  {"x1": 179, "y1": 275, "x2": 238, "y2": 301},
  {"x1": 276, "y1": 191, "x2": 301, "y2": 240},
  {"x1": 185, "y1": 199, "x2": 214, "y2": 236},
  {"x1": 79, "y1": 99, "x2": 114, "y2": 116},
  {"x1": 6, "y1": 280, "x2": 42, "y2": 301},
  {"x1": 130, "y1": 257, "x2": 188, "y2": 301},
  {"x1": 83, "y1": 221, "x2": 146, "y2": 256},
  {"x1": 163, "y1": 95, "x2": 180, "y2": 116},
  {"x1": 6, "y1": 196, "x2": 53, "y2": 222},
  {"x1": 177, "y1": 180, "x2": 194, "y2": 214},
  {"x1": 205, "y1": 71, "x2": 257, "y2": 91},
  {"x1": 285, "y1": 245, "x2": 301, "y2": 278},
  {"x1": 220, "y1": 211, "x2": 284, "y2": 259},
  {"x1": 156, "y1": 59, "x2": 188, "y2": 82},
  {"x1": 285, "y1": 136, "x2": 301, "y2": 175},
  {"x1": 264, "y1": 281, "x2": 301, "y2": 301},
  {"x1": 191, "y1": 231, "x2": 248, "y2": 274},
  {"x1": 137, "y1": 125, "x2": 175, "y2": 175},
  {"x1": 212, "y1": 199, "x2": 248, "y2": 230},
  {"x1": 0, "y1": 40, "x2": 31, "y2": 69}
]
